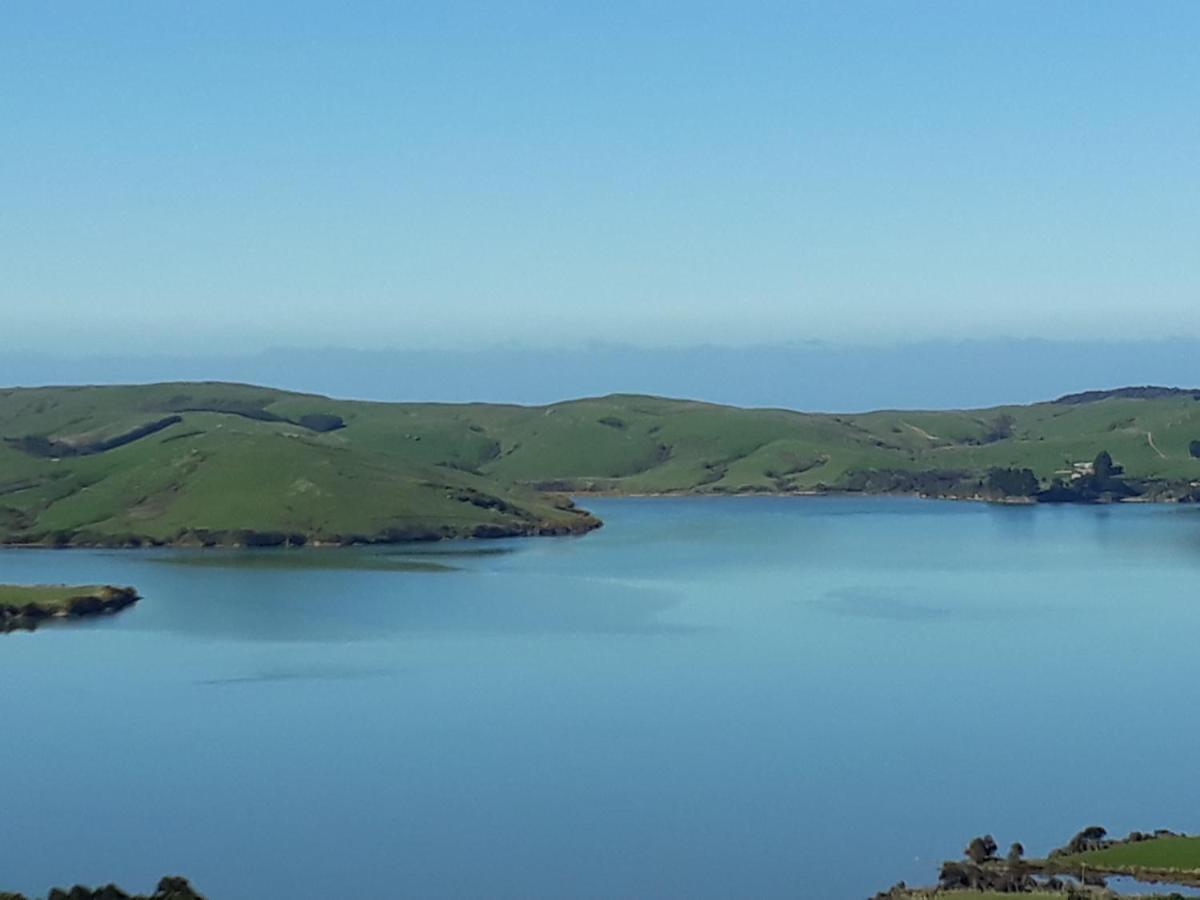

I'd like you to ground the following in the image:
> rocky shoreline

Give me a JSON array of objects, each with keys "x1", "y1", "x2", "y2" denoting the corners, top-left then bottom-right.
[
  {"x1": 1, "y1": 875, "x2": 203, "y2": 900},
  {"x1": 873, "y1": 825, "x2": 1200, "y2": 898},
  {"x1": 0, "y1": 585, "x2": 140, "y2": 633},
  {"x1": 0, "y1": 511, "x2": 602, "y2": 550}
]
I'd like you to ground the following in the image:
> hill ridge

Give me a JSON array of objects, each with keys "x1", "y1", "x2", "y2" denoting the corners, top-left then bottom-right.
[
  {"x1": 1053, "y1": 385, "x2": 1200, "y2": 405},
  {"x1": 10, "y1": 380, "x2": 1200, "y2": 413}
]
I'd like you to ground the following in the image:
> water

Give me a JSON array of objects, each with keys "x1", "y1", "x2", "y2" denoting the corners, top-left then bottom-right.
[
  {"x1": 1107, "y1": 876, "x2": 1200, "y2": 896},
  {"x1": 3, "y1": 497, "x2": 1200, "y2": 898}
]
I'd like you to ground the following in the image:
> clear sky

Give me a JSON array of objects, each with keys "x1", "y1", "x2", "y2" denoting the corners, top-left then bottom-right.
[{"x1": 3, "y1": 2, "x2": 1198, "y2": 354}]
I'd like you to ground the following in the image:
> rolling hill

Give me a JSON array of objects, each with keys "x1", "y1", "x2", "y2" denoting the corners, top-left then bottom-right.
[{"x1": 2, "y1": 382, "x2": 1200, "y2": 546}]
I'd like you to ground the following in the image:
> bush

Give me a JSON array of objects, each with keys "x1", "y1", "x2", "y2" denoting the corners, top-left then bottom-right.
[
  {"x1": 1064, "y1": 825, "x2": 1108, "y2": 854},
  {"x1": 983, "y1": 414, "x2": 1015, "y2": 443},
  {"x1": 987, "y1": 467, "x2": 1039, "y2": 497}
]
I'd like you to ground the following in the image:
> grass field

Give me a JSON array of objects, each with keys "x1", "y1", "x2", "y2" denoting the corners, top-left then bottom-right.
[
  {"x1": 2, "y1": 382, "x2": 1199, "y2": 545},
  {"x1": 0, "y1": 584, "x2": 111, "y2": 609},
  {"x1": 1069, "y1": 835, "x2": 1200, "y2": 870}
]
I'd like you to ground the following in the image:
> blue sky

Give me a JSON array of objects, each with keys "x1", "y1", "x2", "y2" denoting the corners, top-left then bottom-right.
[{"x1": 3, "y1": 2, "x2": 1198, "y2": 353}]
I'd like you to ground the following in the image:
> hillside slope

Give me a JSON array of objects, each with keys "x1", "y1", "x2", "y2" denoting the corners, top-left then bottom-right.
[
  {"x1": 2, "y1": 382, "x2": 1200, "y2": 546},
  {"x1": 0, "y1": 383, "x2": 599, "y2": 546}
]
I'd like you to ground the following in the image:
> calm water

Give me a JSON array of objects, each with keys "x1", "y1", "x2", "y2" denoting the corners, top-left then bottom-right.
[{"x1": 3, "y1": 497, "x2": 1200, "y2": 899}]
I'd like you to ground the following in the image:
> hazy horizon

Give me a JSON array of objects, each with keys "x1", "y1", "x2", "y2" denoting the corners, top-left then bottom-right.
[{"x1": 4, "y1": 338, "x2": 1199, "y2": 412}]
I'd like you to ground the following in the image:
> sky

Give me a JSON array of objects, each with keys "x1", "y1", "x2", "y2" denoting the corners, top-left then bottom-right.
[{"x1": 2, "y1": 2, "x2": 1198, "y2": 357}]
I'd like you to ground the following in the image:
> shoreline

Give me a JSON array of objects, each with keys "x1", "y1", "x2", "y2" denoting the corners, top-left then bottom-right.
[
  {"x1": 0, "y1": 585, "x2": 140, "y2": 632},
  {"x1": 0, "y1": 515, "x2": 602, "y2": 551},
  {"x1": 0, "y1": 489, "x2": 1189, "y2": 551},
  {"x1": 561, "y1": 486, "x2": 1191, "y2": 506},
  {"x1": 875, "y1": 827, "x2": 1200, "y2": 898}
]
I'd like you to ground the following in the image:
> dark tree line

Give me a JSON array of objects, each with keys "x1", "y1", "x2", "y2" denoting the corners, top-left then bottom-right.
[{"x1": 986, "y1": 467, "x2": 1040, "y2": 497}]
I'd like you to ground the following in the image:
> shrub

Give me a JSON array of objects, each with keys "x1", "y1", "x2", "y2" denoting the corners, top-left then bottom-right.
[
  {"x1": 984, "y1": 413, "x2": 1015, "y2": 443},
  {"x1": 987, "y1": 467, "x2": 1039, "y2": 497}
]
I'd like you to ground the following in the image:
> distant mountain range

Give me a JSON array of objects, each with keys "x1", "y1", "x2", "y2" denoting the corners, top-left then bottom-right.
[{"x1": 2, "y1": 381, "x2": 1199, "y2": 547}]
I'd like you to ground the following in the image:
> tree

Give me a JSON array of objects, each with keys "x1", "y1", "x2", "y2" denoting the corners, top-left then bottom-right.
[
  {"x1": 964, "y1": 835, "x2": 998, "y2": 864},
  {"x1": 1066, "y1": 826, "x2": 1108, "y2": 854},
  {"x1": 987, "y1": 467, "x2": 1039, "y2": 497},
  {"x1": 984, "y1": 414, "x2": 1016, "y2": 443},
  {"x1": 1083, "y1": 450, "x2": 1137, "y2": 500}
]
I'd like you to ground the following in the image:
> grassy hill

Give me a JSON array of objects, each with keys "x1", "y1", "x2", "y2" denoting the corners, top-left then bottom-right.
[{"x1": 2, "y1": 382, "x2": 1200, "y2": 546}]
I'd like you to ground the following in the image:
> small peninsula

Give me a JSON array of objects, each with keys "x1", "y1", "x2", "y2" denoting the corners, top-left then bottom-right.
[
  {"x1": 874, "y1": 825, "x2": 1200, "y2": 898},
  {"x1": 0, "y1": 584, "x2": 140, "y2": 632},
  {"x1": 2, "y1": 381, "x2": 1200, "y2": 548}
]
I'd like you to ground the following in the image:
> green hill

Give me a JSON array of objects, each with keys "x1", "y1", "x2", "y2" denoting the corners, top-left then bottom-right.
[{"x1": 2, "y1": 381, "x2": 1200, "y2": 546}]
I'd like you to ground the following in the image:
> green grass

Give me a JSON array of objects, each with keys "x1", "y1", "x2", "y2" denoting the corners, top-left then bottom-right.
[
  {"x1": 2, "y1": 381, "x2": 1199, "y2": 545},
  {"x1": 0, "y1": 383, "x2": 602, "y2": 545},
  {"x1": 1069, "y1": 835, "x2": 1200, "y2": 870},
  {"x1": 0, "y1": 584, "x2": 111, "y2": 609}
]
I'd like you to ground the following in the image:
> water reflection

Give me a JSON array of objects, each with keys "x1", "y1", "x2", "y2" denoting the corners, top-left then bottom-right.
[
  {"x1": 815, "y1": 585, "x2": 955, "y2": 621},
  {"x1": 198, "y1": 664, "x2": 399, "y2": 686},
  {"x1": 1106, "y1": 875, "x2": 1200, "y2": 896},
  {"x1": 152, "y1": 549, "x2": 457, "y2": 572}
]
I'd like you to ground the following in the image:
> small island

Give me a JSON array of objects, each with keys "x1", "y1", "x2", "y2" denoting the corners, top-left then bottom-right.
[{"x1": 0, "y1": 584, "x2": 140, "y2": 633}]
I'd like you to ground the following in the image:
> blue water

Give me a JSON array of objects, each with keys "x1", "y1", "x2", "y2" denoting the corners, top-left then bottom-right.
[
  {"x1": 1108, "y1": 876, "x2": 1200, "y2": 896},
  {"x1": 3, "y1": 497, "x2": 1200, "y2": 898}
]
